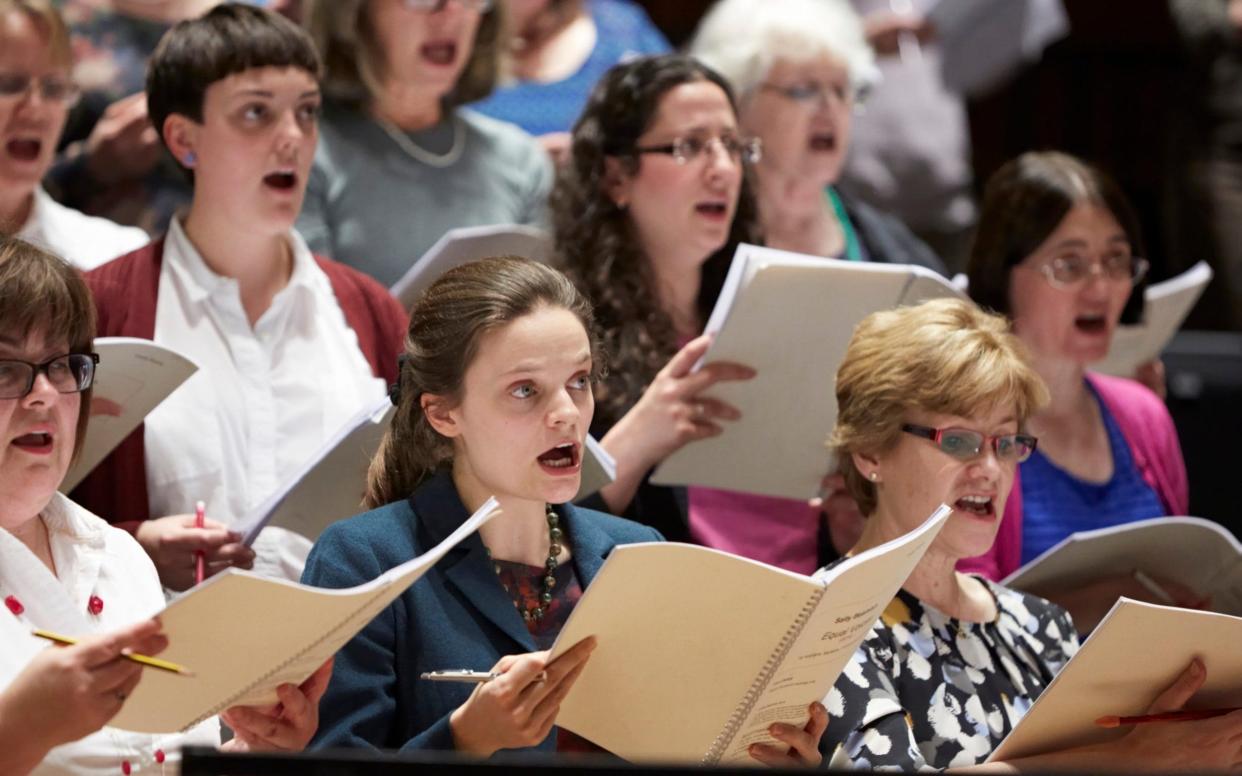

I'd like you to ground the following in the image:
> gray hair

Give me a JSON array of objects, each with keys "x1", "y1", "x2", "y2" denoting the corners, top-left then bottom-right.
[{"x1": 689, "y1": 0, "x2": 879, "y2": 100}]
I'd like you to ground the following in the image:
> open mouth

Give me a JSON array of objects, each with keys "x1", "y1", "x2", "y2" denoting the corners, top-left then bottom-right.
[
  {"x1": 421, "y1": 41, "x2": 458, "y2": 66},
  {"x1": 537, "y1": 442, "x2": 580, "y2": 474},
  {"x1": 1074, "y1": 314, "x2": 1108, "y2": 334},
  {"x1": 11, "y1": 432, "x2": 53, "y2": 454},
  {"x1": 808, "y1": 132, "x2": 837, "y2": 152},
  {"x1": 954, "y1": 495, "x2": 995, "y2": 518},
  {"x1": 5, "y1": 138, "x2": 42, "y2": 161},
  {"x1": 263, "y1": 171, "x2": 298, "y2": 191},
  {"x1": 695, "y1": 201, "x2": 728, "y2": 218}
]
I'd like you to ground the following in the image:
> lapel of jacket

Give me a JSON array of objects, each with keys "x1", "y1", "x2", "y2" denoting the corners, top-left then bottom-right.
[
  {"x1": 414, "y1": 473, "x2": 536, "y2": 652},
  {"x1": 562, "y1": 503, "x2": 620, "y2": 587}
]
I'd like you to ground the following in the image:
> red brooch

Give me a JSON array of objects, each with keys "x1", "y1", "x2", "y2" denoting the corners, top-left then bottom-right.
[
  {"x1": 121, "y1": 760, "x2": 132, "y2": 775},
  {"x1": 4, "y1": 596, "x2": 22, "y2": 616},
  {"x1": 87, "y1": 595, "x2": 104, "y2": 616},
  {"x1": 154, "y1": 749, "x2": 166, "y2": 764}
]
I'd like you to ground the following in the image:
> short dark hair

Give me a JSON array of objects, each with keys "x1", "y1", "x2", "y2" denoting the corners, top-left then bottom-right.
[
  {"x1": 147, "y1": 3, "x2": 322, "y2": 155},
  {"x1": 967, "y1": 151, "x2": 1147, "y2": 325},
  {"x1": 0, "y1": 237, "x2": 96, "y2": 459}
]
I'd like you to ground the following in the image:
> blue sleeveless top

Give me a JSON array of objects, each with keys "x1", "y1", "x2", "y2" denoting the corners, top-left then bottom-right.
[{"x1": 1019, "y1": 382, "x2": 1165, "y2": 564}]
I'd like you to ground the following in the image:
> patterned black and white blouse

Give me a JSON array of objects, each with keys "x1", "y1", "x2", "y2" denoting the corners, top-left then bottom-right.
[{"x1": 821, "y1": 578, "x2": 1079, "y2": 770}]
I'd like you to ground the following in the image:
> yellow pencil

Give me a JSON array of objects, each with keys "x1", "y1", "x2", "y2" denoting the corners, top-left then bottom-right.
[{"x1": 31, "y1": 629, "x2": 196, "y2": 677}]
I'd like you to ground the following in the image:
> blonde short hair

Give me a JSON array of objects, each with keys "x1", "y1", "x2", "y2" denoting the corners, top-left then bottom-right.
[
  {"x1": 306, "y1": 0, "x2": 505, "y2": 109},
  {"x1": 829, "y1": 298, "x2": 1048, "y2": 516},
  {"x1": 0, "y1": 0, "x2": 71, "y2": 67},
  {"x1": 689, "y1": 0, "x2": 879, "y2": 100}
]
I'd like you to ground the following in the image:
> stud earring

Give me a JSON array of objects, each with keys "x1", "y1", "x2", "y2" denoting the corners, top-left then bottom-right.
[
  {"x1": 182, "y1": 151, "x2": 196, "y2": 167},
  {"x1": 869, "y1": 472, "x2": 879, "y2": 482}
]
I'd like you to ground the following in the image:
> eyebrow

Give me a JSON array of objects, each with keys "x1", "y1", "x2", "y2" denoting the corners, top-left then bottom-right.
[
  {"x1": 501, "y1": 351, "x2": 592, "y2": 377},
  {"x1": 231, "y1": 89, "x2": 321, "y2": 99}
]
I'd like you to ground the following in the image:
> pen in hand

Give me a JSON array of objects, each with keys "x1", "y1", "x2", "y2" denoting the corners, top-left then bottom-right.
[
  {"x1": 194, "y1": 500, "x2": 206, "y2": 586},
  {"x1": 420, "y1": 669, "x2": 547, "y2": 684}
]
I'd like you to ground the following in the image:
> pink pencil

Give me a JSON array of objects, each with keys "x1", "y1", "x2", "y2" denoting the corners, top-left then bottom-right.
[{"x1": 194, "y1": 500, "x2": 206, "y2": 585}]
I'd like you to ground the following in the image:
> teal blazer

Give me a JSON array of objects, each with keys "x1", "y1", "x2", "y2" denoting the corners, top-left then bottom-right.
[{"x1": 301, "y1": 470, "x2": 663, "y2": 753}]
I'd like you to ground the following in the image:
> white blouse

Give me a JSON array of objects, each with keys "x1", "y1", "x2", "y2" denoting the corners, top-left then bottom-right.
[
  {"x1": 16, "y1": 187, "x2": 149, "y2": 270},
  {"x1": 143, "y1": 218, "x2": 387, "y2": 581},
  {"x1": 0, "y1": 493, "x2": 219, "y2": 775}
]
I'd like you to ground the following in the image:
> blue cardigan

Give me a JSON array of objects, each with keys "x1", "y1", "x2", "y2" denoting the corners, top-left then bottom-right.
[{"x1": 301, "y1": 470, "x2": 663, "y2": 754}]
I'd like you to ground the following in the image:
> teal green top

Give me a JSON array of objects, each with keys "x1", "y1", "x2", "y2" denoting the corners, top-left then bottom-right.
[{"x1": 826, "y1": 187, "x2": 864, "y2": 262}]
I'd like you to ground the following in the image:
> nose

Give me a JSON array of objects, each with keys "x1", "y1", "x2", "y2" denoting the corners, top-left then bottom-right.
[
  {"x1": 546, "y1": 386, "x2": 580, "y2": 428},
  {"x1": 969, "y1": 445, "x2": 1004, "y2": 483},
  {"x1": 20, "y1": 369, "x2": 59, "y2": 407},
  {"x1": 702, "y1": 139, "x2": 741, "y2": 185}
]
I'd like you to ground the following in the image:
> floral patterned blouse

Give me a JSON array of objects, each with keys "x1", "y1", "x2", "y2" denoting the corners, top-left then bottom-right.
[{"x1": 821, "y1": 578, "x2": 1079, "y2": 770}]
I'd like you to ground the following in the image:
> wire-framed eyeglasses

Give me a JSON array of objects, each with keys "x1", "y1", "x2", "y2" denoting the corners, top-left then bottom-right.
[{"x1": 632, "y1": 133, "x2": 762, "y2": 165}]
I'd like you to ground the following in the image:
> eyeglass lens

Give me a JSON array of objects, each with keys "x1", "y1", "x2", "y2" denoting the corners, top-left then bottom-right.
[
  {"x1": 0, "y1": 355, "x2": 96, "y2": 400},
  {"x1": 937, "y1": 429, "x2": 1034, "y2": 462},
  {"x1": 0, "y1": 73, "x2": 78, "y2": 103}
]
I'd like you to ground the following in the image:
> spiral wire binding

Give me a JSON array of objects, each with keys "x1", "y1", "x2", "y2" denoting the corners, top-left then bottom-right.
[{"x1": 701, "y1": 585, "x2": 827, "y2": 764}]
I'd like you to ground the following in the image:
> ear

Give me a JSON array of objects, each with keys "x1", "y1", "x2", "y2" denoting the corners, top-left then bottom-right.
[
  {"x1": 851, "y1": 450, "x2": 882, "y2": 483},
  {"x1": 602, "y1": 155, "x2": 633, "y2": 209},
  {"x1": 421, "y1": 392, "x2": 461, "y2": 439},
  {"x1": 162, "y1": 113, "x2": 200, "y2": 169}
]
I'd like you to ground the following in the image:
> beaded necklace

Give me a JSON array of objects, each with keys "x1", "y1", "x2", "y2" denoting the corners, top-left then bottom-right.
[{"x1": 486, "y1": 505, "x2": 562, "y2": 622}]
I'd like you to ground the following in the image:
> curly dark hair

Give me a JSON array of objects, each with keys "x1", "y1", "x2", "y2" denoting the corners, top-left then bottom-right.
[{"x1": 552, "y1": 54, "x2": 762, "y2": 431}]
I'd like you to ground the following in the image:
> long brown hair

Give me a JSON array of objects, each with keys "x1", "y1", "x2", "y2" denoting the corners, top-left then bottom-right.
[
  {"x1": 553, "y1": 54, "x2": 761, "y2": 430},
  {"x1": 364, "y1": 256, "x2": 604, "y2": 508}
]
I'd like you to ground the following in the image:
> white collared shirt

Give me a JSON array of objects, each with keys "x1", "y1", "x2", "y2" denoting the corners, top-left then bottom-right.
[
  {"x1": 144, "y1": 218, "x2": 386, "y2": 581},
  {"x1": 0, "y1": 493, "x2": 220, "y2": 775},
  {"x1": 16, "y1": 187, "x2": 150, "y2": 270}
]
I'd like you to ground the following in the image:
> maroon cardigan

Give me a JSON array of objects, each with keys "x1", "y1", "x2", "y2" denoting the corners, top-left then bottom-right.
[{"x1": 74, "y1": 238, "x2": 408, "y2": 533}]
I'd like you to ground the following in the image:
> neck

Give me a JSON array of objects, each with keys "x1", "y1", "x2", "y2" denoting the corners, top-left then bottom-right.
[
  {"x1": 371, "y1": 83, "x2": 443, "y2": 132},
  {"x1": 650, "y1": 256, "x2": 703, "y2": 339},
  {"x1": 181, "y1": 204, "x2": 292, "y2": 327},
  {"x1": 0, "y1": 188, "x2": 34, "y2": 235},
  {"x1": 854, "y1": 508, "x2": 969, "y2": 617},
  {"x1": 452, "y1": 462, "x2": 552, "y2": 567},
  {"x1": 1029, "y1": 353, "x2": 1092, "y2": 424},
  {"x1": 755, "y1": 165, "x2": 839, "y2": 255}
]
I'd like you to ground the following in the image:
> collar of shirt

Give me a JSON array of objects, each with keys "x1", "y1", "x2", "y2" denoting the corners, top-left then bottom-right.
[
  {"x1": 14, "y1": 186, "x2": 53, "y2": 246},
  {"x1": 163, "y1": 216, "x2": 325, "y2": 327}
]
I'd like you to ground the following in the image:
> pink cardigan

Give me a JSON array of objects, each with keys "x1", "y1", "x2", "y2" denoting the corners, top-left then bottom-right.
[{"x1": 958, "y1": 372, "x2": 1189, "y2": 581}]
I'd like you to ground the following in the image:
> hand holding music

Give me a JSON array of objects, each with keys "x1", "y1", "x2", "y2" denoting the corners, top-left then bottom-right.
[
  {"x1": 449, "y1": 637, "x2": 597, "y2": 756},
  {"x1": 747, "y1": 701, "x2": 829, "y2": 767},
  {"x1": 3, "y1": 618, "x2": 167, "y2": 752},
  {"x1": 220, "y1": 657, "x2": 333, "y2": 752}
]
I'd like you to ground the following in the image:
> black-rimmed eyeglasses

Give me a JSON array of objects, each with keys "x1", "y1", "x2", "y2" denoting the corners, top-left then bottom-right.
[
  {"x1": 901, "y1": 423, "x2": 1037, "y2": 464},
  {"x1": 0, "y1": 353, "x2": 99, "y2": 401}
]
